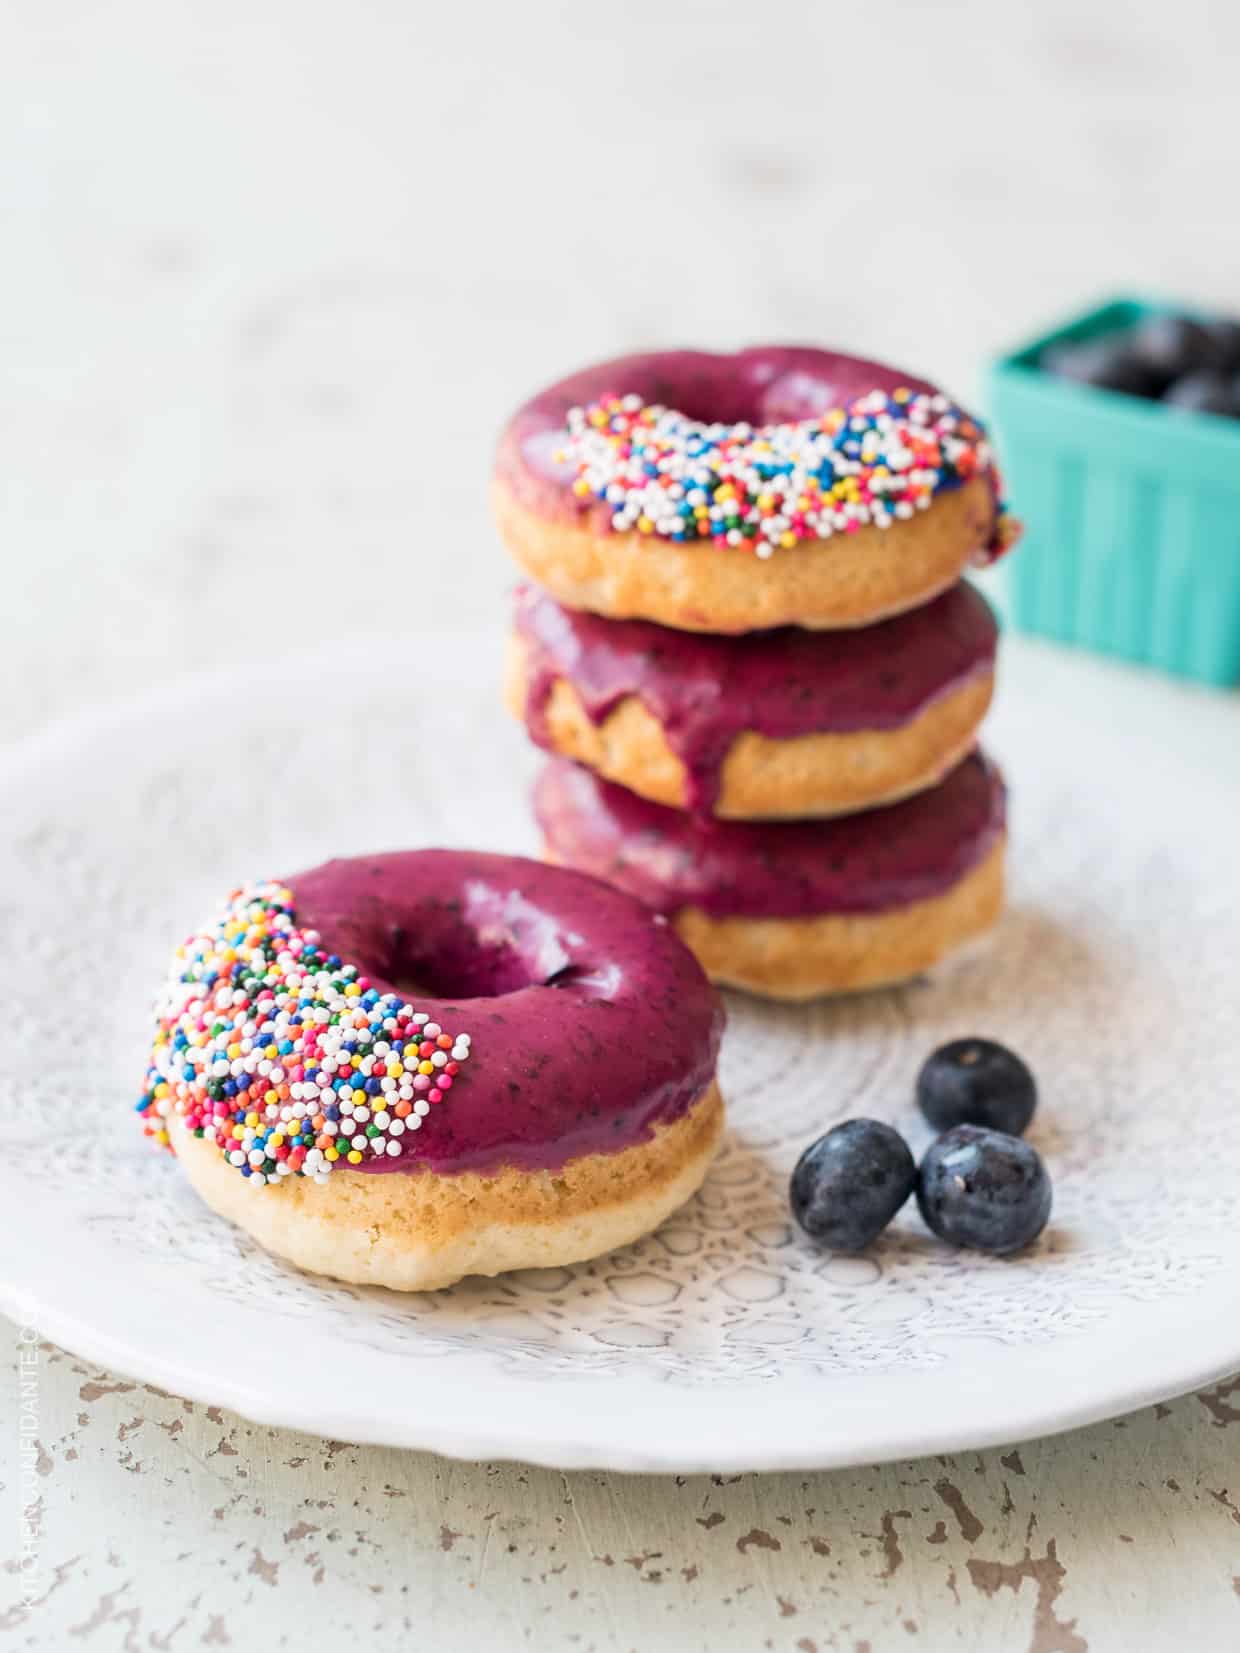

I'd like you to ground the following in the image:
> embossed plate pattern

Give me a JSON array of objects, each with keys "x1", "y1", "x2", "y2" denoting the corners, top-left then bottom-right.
[{"x1": 1, "y1": 631, "x2": 1238, "y2": 1470}]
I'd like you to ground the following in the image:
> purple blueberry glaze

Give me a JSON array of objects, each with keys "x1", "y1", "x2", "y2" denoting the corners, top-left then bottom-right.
[
  {"x1": 495, "y1": 345, "x2": 960, "y2": 529},
  {"x1": 534, "y1": 754, "x2": 1006, "y2": 920},
  {"x1": 514, "y1": 582, "x2": 998, "y2": 813},
  {"x1": 285, "y1": 850, "x2": 723, "y2": 1176}
]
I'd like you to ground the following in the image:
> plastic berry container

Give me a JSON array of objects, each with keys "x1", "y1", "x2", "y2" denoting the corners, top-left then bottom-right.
[{"x1": 986, "y1": 296, "x2": 1240, "y2": 688}]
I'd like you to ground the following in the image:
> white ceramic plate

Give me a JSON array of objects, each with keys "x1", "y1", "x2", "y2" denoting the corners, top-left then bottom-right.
[{"x1": 2, "y1": 630, "x2": 1238, "y2": 1472}]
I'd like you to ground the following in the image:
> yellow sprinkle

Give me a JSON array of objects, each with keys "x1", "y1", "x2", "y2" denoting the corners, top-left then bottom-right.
[
  {"x1": 347, "y1": 1150, "x2": 363, "y2": 1165},
  {"x1": 265, "y1": 1089, "x2": 278, "y2": 1105},
  {"x1": 352, "y1": 1087, "x2": 367, "y2": 1104},
  {"x1": 780, "y1": 532, "x2": 796, "y2": 549},
  {"x1": 245, "y1": 1111, "x2": 259, "y2": 1128},
  {"x1": 269, "y1": 1133, "x2": 284, "y2": 1149},
  {"x1": 389, "y1": 1063, "x2": 403, "y2": 1079},
  {"x1": 344, "y1": 984, "x2": 361, "y2": 998},
  {"x1": 325, "y1": 1147, "x2": 339, "y2": 1161},
  {"x1": 419, "y1": 1061, "x2": 434, "y2": 1076}
]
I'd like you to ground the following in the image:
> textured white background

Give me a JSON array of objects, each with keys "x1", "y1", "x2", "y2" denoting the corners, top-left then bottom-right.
[{"x1": 4, "y1": 1, "x2": 1240, "y2": 1648}]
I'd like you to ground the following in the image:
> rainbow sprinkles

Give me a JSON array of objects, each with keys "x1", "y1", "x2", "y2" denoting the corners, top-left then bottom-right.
[
  {"x1": 136, "y1": 882, "x2": 471, "y2": 1185},
  {"x1": 557, "y1": 388, "x2": 1016, "y2": 560}
]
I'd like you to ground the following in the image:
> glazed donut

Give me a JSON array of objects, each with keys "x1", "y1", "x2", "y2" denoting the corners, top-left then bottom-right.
[
  {"x1": 535, "y1": 755, "x2": 1006, "y2": 1001},
  {"x1": 494, "y1": 346, "x2": 1018, "y2": 634},
  {"x1": 508, "y1": 582, "x2": 997, "y2": 820},
  {"x1": 137, "y1": 852, "x2": 724, "y2": 1290}
]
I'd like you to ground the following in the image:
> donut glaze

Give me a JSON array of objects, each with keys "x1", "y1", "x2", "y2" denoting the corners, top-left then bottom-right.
[
  {"x1": 535, "y1": 754, "x2": 1006, "y2": 921},
  {"x1": 514, "y1": 582, "x2": 998, "y2": 814},
  {"x1": 496, "y1": 346, "x2": 939, "y2": 525},
  {"x1": 283, "y1": 851, "x2": 723, "y2": 1176}
]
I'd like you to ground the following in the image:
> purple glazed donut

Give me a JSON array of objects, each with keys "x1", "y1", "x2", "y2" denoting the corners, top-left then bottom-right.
[
  {"x1": 139, "y1": 851, "x2": 725, "y2": 1290},
  {"x1": 496, "y1": 346, "x2": 938, "y2": 513},
  {"x1": 493, "y1": 346, "x2": 1019, "y2": 633},
  {"x1": 536, "y1": 755, "x2": 1008, "y2": 1001},
  {"x1": 508, "y1": 581, "x2": 999, "y2": 818}
]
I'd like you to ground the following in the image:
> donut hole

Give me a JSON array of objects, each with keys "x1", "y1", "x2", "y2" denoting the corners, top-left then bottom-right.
[
  {"x1": 373, "y1": 886, "x2": 599, "y2": 1002},
  {"x1": 621, "y1": 354, "x2": 917, "y2": 428},
  {"x1": 384, "y1": 932, "x2": 542, "y2": 1000},
  {"x1": 640, "y1": 363, "x2": 835, "y2": 427}
]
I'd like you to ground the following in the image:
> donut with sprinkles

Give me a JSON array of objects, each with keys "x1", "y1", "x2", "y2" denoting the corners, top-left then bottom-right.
[
  {"x1": 494, "y1": 346, "x2": 1019, "y2": 633},
  {"x1": 137, "y1": 851, "x2": 724, "y2": 1291}
]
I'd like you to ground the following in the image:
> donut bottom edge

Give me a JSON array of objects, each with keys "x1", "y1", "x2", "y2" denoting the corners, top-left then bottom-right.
[
  {"x1": 671, "y1": 837, "x2": 1005, "y2": 1001},
  {"x1": 167, "y1": 1082, "x2": 723, "y2": 1293}
]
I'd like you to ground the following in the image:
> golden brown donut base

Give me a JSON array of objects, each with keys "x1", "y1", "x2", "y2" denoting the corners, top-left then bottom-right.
[
  {"x1": 506, "y1": 635, "x2": 994, "y2": 820},
  {"x1": 167, "y1": 1082, "x2": 723, "y2": 1292},
  {"x1": 671, "y1": 838, "x2": 1005, "y2": 1000},
  {"x1": 494, "y1": 475, "x2": 995, "y2": 633}
]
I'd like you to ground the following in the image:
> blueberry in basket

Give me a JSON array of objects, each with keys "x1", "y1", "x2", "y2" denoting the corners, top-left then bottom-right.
[
  {"x1": 789, "y1": 1119, "x2": 915, "y2": 1252},
  {"x1": 1041, "y1": 306, "x2": 1240, "y2": 419},
  {"x1": 1041, "y1": 337, "x2": 1158, "y2": 397},
  {"x1": 1128, "y1": 313, "x2": 1215, "y2": 385},
  {"x1": 916, "y1": 1037, "x2": 1037, "y2": 1136},
  {"x1": 1162, "y1": 371, "x2": 1234, "y2": 416},
  {"x1": 1204, "y1": 317, "x2": 1240, "y2": 372}
]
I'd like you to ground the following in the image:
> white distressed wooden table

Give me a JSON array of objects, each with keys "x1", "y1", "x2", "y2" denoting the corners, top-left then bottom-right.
[
  {"x1": 4, "y1": 2, "x2": 1240, "y2": 1646},
  {"x1": 4, "y1": 1338, "x2": 1239, "y2": 1651}
]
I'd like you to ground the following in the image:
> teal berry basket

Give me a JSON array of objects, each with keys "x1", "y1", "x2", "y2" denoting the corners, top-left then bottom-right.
[{"x1": 986, "y1": 296, "x2": 1240, "y2": 688}]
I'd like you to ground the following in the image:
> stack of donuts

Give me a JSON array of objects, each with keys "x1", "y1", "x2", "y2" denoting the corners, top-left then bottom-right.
[{"x1": 495, "y1": 347, "x2": 1018, "y2": 1000}]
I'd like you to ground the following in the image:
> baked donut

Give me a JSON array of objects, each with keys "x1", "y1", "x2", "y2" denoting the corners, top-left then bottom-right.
[
  {"x1": 137, "y1": 852, "x2": 724, "y2": 1290},
  {"x1": 508, "y1": 581, "x2": 997, "y2": 820},
  {"x1": 494, "y1": 346, "x2": 1018, "y2": 634},
  {"x1": 535, "y1": 755, "x2": 1006, "y2": 1001}
]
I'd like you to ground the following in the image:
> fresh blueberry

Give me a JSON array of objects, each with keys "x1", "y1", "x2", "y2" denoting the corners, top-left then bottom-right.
[
  {"x1": 1162, "y1": 370, "x2": 1234, "y2": 416},
  {"x1": 1041, "y1": 338, "x2": 1157, "y2": 397},
  {"x1": 1203, "y1": 317, "x2": 1240, "y2": 373},
  {"x1": 1129, "y1": 313, "x2": 1214, "y2": 385},
  {"x1": 916, "y1": 1038, "x2": 1037, "y2": 1136},
  {"x1": 916, "y1": 1126, "x2": 1052, "y2": 1254},
  {"x1": 790, "y1": 1119, "x2": 915, "y2": 1252}
]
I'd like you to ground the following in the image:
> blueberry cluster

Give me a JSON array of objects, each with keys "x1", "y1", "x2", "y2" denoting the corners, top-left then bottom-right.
[
  {"x1": 1043, "y1": 312, "x2": 1240, "y2": 419},
  {"x1": 788, "y1": 1039, "x2": 1050, "y2": 1256}
]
